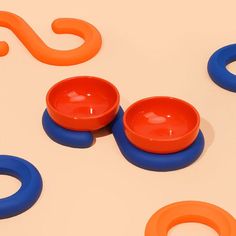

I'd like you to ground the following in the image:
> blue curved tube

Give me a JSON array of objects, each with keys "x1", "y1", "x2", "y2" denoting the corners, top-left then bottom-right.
[
  {"x1": 208, "y1": 44, "x2": 236, "y2": 92},
  {"x1": 42, "y1": 108, "x2": 204, "y2": 171},
  {"x1": 0, "y1": 155, "x2": 43, "y2": 218}
]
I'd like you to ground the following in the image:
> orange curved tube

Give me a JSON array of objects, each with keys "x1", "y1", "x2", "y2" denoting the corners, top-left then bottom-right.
[
  {"x1": 0, "y1": 11, "x2": 102, "y2": 66},
  {"x1": 145, "y1": 201, "x2": 236, "y2": 236}
]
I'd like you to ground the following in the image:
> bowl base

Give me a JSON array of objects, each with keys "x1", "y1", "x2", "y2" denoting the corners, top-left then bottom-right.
[
  {"x1": 111, "y1": 108, "x2": 205, "y2": 171},
  {"x1": 42, "y1": 107, "x2": 205, "y2": 171}
]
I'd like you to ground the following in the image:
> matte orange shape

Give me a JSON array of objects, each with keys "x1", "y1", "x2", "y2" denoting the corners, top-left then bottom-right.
[
  {"x1": 0, "y1": 41, "x2": 9, "y2": 56},
  {"x1": 46, "y1": 76, "x2": 120, "y2": 131},
  {"x1": 0, "y1": 11, "x2": 102, "y2": 66},
  {"x1": 145, "y1": 201, "x2": 236, "y2": 236},
  {"x1": 123, "y1": 96, "x2": 200, "y2": 154}
]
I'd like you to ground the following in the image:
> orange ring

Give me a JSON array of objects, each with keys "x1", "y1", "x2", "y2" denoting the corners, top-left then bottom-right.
[{"x1": 145, "y1": 201, "x2": 236, "y2": 236}]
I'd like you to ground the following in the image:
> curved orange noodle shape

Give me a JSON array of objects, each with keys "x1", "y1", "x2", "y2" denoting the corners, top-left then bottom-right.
[{"x1": 0, "y1": 11, "x2": 102, "y2": 66}]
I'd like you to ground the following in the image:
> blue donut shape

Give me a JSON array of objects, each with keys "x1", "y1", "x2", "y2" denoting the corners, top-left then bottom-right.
[
  {"x1": 42, "y1": 107, "x2": 204, "y2": 171},
  {"x1": 111, "y1": 108, "x2": 205, "y2": 171},
  {"x1": 0, "y1": 155, "x2": 42, "y2": 219},
  {"x1": 208, "y1": 44, "x2": 236, "y2": 92}
]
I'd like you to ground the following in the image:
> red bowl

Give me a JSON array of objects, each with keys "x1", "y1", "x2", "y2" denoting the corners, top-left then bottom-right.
[
  {"x1": 123, "y1": 97, "x2": 200, "y2": 154},
  {"x1": 46, "y1": 76, "x2": 120, "y2": 131}
]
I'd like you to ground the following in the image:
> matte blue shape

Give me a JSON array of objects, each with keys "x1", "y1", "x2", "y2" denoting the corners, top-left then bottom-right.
[
  {"x1": 208, "y1": 44, "x2": 236, "y2": 92},
  {"x1": 0, "y1": 155, "x2": 42, "y2": 219},
  {"x1": 42, "y1": 107, "x2": 204, "y2": 171},
  {"x1": 110, "y1": 108, "x2": 205, "y2": 171},
  {"x1": 42, "y1": 109, "x2": 93, "y2": 148}
]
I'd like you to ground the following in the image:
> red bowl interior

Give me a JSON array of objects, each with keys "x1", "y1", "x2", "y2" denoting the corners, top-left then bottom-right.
[
  {"x1": 124, "y1": 97, "x2": 200, "y2": 153},
  {"x1": 46, "y1": 76, "x2": 120, "y2": 130}
]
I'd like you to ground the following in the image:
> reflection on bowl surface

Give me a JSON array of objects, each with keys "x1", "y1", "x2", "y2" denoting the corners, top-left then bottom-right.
[
  {"x1": 47, "y1": 76, "x2": 120, "y2": 131},
  {"x1": 124, "y1": 97, "x2": 200, "y2": 154},
  {"x1": 52, "y1": 89, "x2": 114, "y2": 118}
]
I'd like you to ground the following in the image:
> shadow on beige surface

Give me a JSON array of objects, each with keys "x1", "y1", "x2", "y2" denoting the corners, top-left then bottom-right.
[{"x1": 201, "y1": 117, "x2": 215, "y2": 153}]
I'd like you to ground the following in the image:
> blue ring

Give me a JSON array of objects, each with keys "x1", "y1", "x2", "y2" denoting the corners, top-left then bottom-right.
[
  {"x1": 42, "y1": 109, "x2": 93, "y2": 148},
  {"x1": 0, "y1": 155, "x2": 42, "y2": 219},
  {"x1": 111, "y1": 108, "x2": 205, "y2": 171},
  {"x1": 208, "y1": 44, "x2": 236, "y2": 92}
]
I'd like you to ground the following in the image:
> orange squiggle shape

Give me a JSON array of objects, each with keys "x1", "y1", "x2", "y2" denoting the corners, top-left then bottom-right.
[{"x1": 0, "y1": 11, "x2": 102, "y2": 66}]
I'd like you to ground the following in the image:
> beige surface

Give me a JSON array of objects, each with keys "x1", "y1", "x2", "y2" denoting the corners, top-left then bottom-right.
[{"x1": 1, "y1": 0, "x2": 236, "y2": 235}]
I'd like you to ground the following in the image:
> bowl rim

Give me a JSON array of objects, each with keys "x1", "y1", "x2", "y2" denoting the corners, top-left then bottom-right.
[
  {"x1": 46, "y1": 76, "x2": 120, "y2": 121},
  {"x1": 123, "y1": 96, "x2": 200, "y2": 142}
]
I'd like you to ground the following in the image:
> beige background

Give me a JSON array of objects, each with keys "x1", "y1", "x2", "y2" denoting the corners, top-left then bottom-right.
[{"x1": 1, "y1": 0, "x2": 236, "y2": 235}]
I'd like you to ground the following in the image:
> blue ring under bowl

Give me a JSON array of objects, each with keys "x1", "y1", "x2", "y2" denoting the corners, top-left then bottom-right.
[
  {"x1": 111, "y1": 108, "x2": 204, "y2": 171},
  {"x1": 0, "y1": 155, "x2": 43, "y2": 219},
  {"x1": 42, "y1": 108, "x2": 205, "y2": 171}
]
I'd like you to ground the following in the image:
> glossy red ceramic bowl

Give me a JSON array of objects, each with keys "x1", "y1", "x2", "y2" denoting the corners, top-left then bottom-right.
[
  {"x1": 123, "y1": 97, "x2": 200, "y2": 154},
  {"x1": 46, "y1": 76, "x2": 120, "y2": 131}
]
